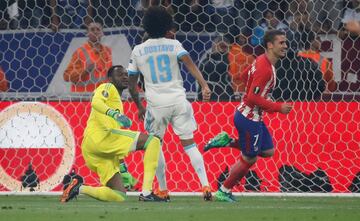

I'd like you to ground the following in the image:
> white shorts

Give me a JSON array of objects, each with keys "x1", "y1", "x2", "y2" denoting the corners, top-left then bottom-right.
[{"x1": 144, "y1": 101, "x2": 197, "y2": 140}]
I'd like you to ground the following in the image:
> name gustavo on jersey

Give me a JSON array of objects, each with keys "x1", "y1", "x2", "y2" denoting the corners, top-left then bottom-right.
[{"x1": 139, "y1": 45, "x2": 174, "y2": 56}]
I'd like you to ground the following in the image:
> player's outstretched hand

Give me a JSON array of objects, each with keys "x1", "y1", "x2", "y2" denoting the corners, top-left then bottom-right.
[
  {"x1": 280, "y1": 103, "x2": 292, "y2": 114},
  {"x1": 202, "y1": 86, "x2": 211, "y2": 102}
]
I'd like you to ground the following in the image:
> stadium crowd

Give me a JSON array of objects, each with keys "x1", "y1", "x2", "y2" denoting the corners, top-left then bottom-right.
[{"x1": 0, "y1": 0, "x2": 359, "y2": 98}]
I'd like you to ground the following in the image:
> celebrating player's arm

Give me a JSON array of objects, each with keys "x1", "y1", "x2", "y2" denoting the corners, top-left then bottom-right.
[
  {"x1": 180, "y1": 54, "x2": 211, "y2": 102},
  {"x1": 246, "y1": 67, "x2": 292, "y2": 114}
]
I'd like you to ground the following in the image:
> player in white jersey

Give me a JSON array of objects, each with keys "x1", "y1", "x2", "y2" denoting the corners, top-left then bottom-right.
[{"x1": 127, "y1": 6, "x2": 212, "y2": 201}]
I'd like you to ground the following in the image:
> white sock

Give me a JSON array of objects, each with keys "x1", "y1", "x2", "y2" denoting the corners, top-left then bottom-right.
[
  {"x1": 184, "y1": 143, "x2": 209, "y2": 187},
  {"x1": 155, "y1": 148, "x2": 167, "y2": 191},
  {"x1": 142, "y1": 190, "x2": 151, "y2": 196}
]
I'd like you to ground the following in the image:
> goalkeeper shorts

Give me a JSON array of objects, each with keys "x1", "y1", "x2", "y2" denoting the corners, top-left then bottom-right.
[{"x1": 81, "y1": 129, "x2": 140, "y2": 185}]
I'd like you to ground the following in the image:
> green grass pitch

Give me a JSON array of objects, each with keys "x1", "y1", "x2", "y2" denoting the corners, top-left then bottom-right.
[{"x1": 0, "y1": 195, "x2": 360, "y2": 221}]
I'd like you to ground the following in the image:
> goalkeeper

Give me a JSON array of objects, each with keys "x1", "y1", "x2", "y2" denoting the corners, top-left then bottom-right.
[{"x1": 61, "y1": 65, "x2": 166, "y2": 202}]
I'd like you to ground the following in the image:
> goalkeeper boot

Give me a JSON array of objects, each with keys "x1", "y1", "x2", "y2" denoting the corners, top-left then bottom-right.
[
  {"x1": 214, "y1": 189, "x2": 237, "y2": 203},
  {"x1": 139, "y1": 192, "x2": 168, "y2": 202},
  {"x1": 154, "y1": 189, "x2": 170, "y2": 202},
  {"x1": 204, "y1": 132, "x2": 234, "y2": 152},
  {"x1": 60, "y1": 178, "x2": 83, "y2": 203},
  {"x1": 202, "y1": 186, "x2": 213, "y2": 201},
  {"x1": 121, "y1": 172, "x2": 138, "y2": 191}
]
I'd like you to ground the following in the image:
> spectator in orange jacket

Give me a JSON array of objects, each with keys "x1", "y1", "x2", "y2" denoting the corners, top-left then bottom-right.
[
  {"x1": 228, "y1": 34, "x2": 255, "y2": 93},
  {"x1": 298, "y1": 33, "x2": 337, "y2": 92},
  {"x1": 64, "y1": 22, "x2": 112, "y2": 92},
  {"x1": 0, "y1": 67, "x2": 9, "y2": 92}
]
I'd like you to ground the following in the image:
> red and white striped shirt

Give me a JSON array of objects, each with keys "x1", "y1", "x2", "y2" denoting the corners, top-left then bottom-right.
[{"x1": 237, "y1": 54, "x2": 282, "y2": 121}]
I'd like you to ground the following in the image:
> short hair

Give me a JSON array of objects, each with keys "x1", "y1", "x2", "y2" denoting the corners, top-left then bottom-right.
[
  {"x1": 263, "y1": 30, "x2": 286, "y2": 49},
  {"x1": 87, "y1": 22, "x2": 103, "y2": 31},
  {"x1": 142, "y1": 6, "x2": 173, "y2": 38},
  {"x1": 107, "y1": 65, "x2": 125, "y2": 78}
]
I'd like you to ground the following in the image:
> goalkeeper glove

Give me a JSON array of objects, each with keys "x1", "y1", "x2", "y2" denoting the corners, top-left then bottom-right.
[
  {"x1": 120, "y1": 162, "x2": 137, "y2": 190},
  {"x1": 121, "y1": 172, "x2": 138, "y2": 191},
  {"x1": 107, "y1": 109, "x2": 132, "y2": 128}
]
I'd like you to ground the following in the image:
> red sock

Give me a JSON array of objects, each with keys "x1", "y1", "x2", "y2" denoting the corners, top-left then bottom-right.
[{"x1": 223, "y1": 156, "x2": 253, "y2": 190}]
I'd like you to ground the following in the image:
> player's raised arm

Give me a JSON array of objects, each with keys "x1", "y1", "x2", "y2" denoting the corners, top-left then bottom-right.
[{"x1": 180, "y1": 54, "x2": 211, "y2": 101}]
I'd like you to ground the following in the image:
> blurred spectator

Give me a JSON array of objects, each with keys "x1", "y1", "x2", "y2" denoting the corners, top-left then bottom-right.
[
  {"x1": 237, "y1": 0, "x2": 287, "y2": 33},
  {"x1": 142, "y1": 0, "x2": 174, "y2": 14},
  {"x1": 308, "y1": 0, "x2": 343, "y2": 33},
  {"x1": 198, "y1": 36, "x2": 234, "y2": 101},
  {"x1": 50, "y1": 0, "x2": 93, "y2": 31},
  {"x1": 0, "y1": 66, "x2": 9, "y2": 92},
  {"x1": 286, "y1": 13, "x2": 309, "y2": 51},
  {"x1": 342, "y1": 0, "x2": 360, "y2": 35},
  {"x1": 92, "y1": 0, "x2": 136, "y2": 27},
  {"x1": 298, "y1": 33, "x2": 337, "y2": 92},
  {"x1": 342, "y1": 0, "x2": 360, "y2": 22},
  {"x1": 228, "y1": 34, "x2": 255, "y2": 93},
  {"x1": 251, "y1": 10, "x2": 288, "y2": 46},
  {"x1": 0, "y1": 0, "x2": 19, "y2": 30},
  {"x1": 345, "y1": 20, "x2": 360, "y2": 35},
  {"x1": 209, "y1": 0, "x2": 237, "y2": 33},
  {"x1": 273, "y1": 50, "x2": 325, "y2": 101},
  {"x1": 63, "y1": 22, "x2": 112, "y2": 93},
  {"x1": 286, "y1": 0, "x2": 310, "y2": 25},
  {"x1": 173, "y1": 0, "x2": 212, "y2": 32},
  {"x1": 18, "y1": 0, "x2": 48, "y2": 29}
]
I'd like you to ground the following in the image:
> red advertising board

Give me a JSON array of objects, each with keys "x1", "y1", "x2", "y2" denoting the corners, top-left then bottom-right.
[{"x1": 0, "y1": 101, "x2": 359, "y2": 193}]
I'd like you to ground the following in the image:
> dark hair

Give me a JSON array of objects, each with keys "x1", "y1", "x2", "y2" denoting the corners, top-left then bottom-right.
[
  {"x1": 107, "y1": 65, "x2": 125, "y2": 78},
  {"x1": 263, "y1": 30, "x2": 286, "y2": 49},
  {"x1": 142, "y1": 6, "x2": 173, "y2": 38},
  {"x1": 86, "y1": 22, "x2": 103, "y2": 31}
]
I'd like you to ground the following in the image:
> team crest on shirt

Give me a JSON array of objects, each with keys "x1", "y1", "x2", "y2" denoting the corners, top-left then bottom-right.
[
  {"x1": 254, "y1": 87, "x2": 260, "y2": 94},
  {"x1": 102, "y1": 90, "x2": 109, "y2": 98}
]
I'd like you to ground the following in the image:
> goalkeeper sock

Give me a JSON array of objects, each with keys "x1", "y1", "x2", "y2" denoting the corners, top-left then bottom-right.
[
  {"x1": 184, "y1": 143, "x2": 209, "y2": 187},
  {"x1": 223, "y1": 156, "x2": 253, "y2": 190},
  {"x1": 155, "y1": 148, "x2": 168, "y2": 191},
  {"x1": 119, "y1": 162, "x2": 127, "y2": 173},
  {"x1": 80, "y1": 186, "x2": 126, "y2": 202},
  {"x1": 142, "y1": 135, "x2": 161, "y2": 194}
]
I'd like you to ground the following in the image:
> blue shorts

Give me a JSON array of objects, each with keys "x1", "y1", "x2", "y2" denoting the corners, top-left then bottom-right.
[{"x1": 234, "y1": 110, "x2": 274, "y2": 157}]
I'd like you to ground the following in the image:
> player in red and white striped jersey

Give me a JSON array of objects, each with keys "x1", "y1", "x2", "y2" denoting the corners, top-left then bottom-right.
[{"x1": 211, "y1": 30, "x2": 293, "y2": 202}]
